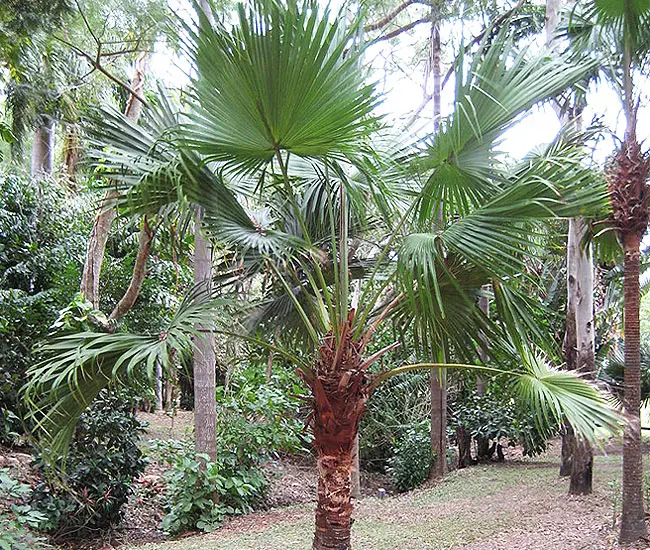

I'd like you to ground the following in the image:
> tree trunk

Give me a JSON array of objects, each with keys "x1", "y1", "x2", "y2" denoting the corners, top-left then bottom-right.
[
  {"x1": 567, "y1": 216, "x2": 595, "y2": 493},
  {"x1": 476, "y1": 290, "x2": 490, "y2": 460},
  {"x1": 80, "y1": 54, "x2": 148, "y2": 307},
  {"x1": 569, "y1": 437, "x2": 593, "y2": 495},
  {"x1": 430, "y1": 370, "x2": 447, "y2": 477},
  {"x1": 109, "y1": 217, "x2": 154, "y2": 321},
  {"x1": 428, "y1": 10, "x2": 447, "y2": 480},
  {"x1": 620, "y1": 231, "x2": 647, "y2": 542},
  {"x1": 351, "y1": 434, "x2": 361, "y2": 498},
  {"x1": 309, "y1": 316, "x2": 367, "y2": 550},
  {"x1": 456, "y1": 425, "x2": 472, "y2": 469},
  {"x1": 559, "y1": 421, "x2": 574, "y2": 477},
  {"x1": 63, "y1": 124, "x2": 80, "y2": 183},
  {"x1": 193, "y1": 212, "x2": 217, "y2": 461},
  {"x1": 31, "y1": 118, "x2": 54, "y2": 178}
]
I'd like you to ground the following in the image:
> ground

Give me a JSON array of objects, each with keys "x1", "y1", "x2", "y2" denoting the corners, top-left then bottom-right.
[{"x1": 131, "y1": 452, "x2": 648, "y2": 550}]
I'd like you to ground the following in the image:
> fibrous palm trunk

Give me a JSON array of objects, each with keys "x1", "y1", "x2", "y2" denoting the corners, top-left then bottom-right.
[
  {"x1": 308, "y1": 314, "x2": 368, "y2": 550},
  {"x1": 608, "y1": 137, "x2": 650, "y2": 541}
]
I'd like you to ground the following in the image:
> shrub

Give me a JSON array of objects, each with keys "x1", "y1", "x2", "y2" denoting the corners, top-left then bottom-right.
[
  {"x1": 30, "y1": 390, "x2": 147, "y2": 539},
  {"x1": 149, "y1": 439, "x2": 269, "y2": 535},
  {"x1": 388, "y1": 420, "x2": 433, "y2": 492},
  {"x1": 0, "y1": 468, "x2": 50, "y2": 550}
]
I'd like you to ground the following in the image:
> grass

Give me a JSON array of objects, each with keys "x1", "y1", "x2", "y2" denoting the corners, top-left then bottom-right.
[{"x1": 133, "y1": 453, "x2": 630, "y2": 550}]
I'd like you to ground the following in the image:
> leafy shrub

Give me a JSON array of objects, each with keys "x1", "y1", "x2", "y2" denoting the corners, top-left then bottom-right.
[
  {"x1": 360, "y1": 371, "x2": 429, "y2": 473},
  {"x1": 149, "y1": 439, "x2": 269, "y2": 535},
  {"x1": 30, "y1": 390, "x2": 147, "y2": 539},
  {"x1": 0, "y1": 468, "x2": 50, "y2": 549},
  {"x1": 388, "y1": 420, "x2": 433, "y2": 492},
  {"x1": 451, "y1": 388, "x2": 550, "y2": 457}
]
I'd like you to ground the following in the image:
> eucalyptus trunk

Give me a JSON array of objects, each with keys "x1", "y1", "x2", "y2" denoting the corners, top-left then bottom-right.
[
  {"x1": 428, "y1": 7, "x2": 447, "y2": 479},
  {"x1": 80, "y1": 55, "x2": 148, "y2": 307},
  {"x1": 566, "y1": 217, "x2": 595, "y2": 494},
  {"x1": 31, "y1": 117, "x2": 54, "y2": 178}
]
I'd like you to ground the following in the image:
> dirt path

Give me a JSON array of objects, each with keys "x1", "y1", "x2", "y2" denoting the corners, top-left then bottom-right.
[{"x1": 132, "y1": 452, "x2": 650, "y2": 550}]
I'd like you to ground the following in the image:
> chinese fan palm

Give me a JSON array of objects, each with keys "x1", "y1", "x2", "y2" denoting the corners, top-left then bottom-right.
[{"x1": 27, "y1": 3, "x2": 620, "y2": 549}]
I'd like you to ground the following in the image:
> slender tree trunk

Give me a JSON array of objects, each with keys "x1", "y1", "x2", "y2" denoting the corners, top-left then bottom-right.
[
  {"x1": 193, "y1": 214, "x2": 217, "y2": 461},
  {"x1": 568, "y1": 216, "x2": 595, "y2": 493},
  {"x1": 456, "y1": 425, "x2": 472, "y2": 469},
  {"x1": 155, "y1": 355, "x2": 164, "y2": 413},
  {"x1": 31, "y1": 117, "x2": 54, "y2": 178},
  {"x1": 109, "y1": 217, "x2": 154, "y2": 321},
  {"x1": 476, "y1": 291, "x2": 490, "y2": 460},
  {"x1": 620, "y1": 232, "x2": 647, "y2": 541},
  {"x1": 80, "y1": 54, "x2": 148, "y2": 307},
  {"x1": 430, "y1": 370, "x2": 447, "y2": 477},
  {"x1": 428, "y1": 8, "x2": 447, "y2": 480}
]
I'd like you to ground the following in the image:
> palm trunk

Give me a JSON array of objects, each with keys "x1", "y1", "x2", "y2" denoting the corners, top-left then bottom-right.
[
  {"x1": 31, "y1": 118, "x2": 54, "y2": 178},
  {"x1": 620, "y1": 231, "x2": 647, "y2": 541},
  {"x1": 309, "y1": 315, "x2": 367, "y2": 550},
  {"x1": 63, "y1": 124, "x2": 80, "y2": 184}
]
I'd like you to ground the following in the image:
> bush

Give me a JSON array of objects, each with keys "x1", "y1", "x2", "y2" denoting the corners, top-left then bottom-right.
[
  {"x1": 149, "y1": 439, "x2": 269, "y2": 535},
  {"x1": 0, "y1": 468, "x2": 50, "y2": 550},
  {"x1": 30, "y1": 390, "x2": 147, "y2": 539},
  {"x1": 388, "y1": 420, "x2": 433, "y2": 492},
  {"x1": 451, "y1": 389, "x2": 550, "y2": 457}
]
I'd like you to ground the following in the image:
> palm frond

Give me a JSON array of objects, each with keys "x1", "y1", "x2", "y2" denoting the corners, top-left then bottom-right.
[
  {"x1": 180, "y1": 1, "x2": 380, "y2": 174},
  {"x1": 23, "y1": 285, "x2": 229, "y2": 462}
]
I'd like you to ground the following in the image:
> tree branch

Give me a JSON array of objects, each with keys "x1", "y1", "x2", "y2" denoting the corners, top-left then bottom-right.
[
  {"x1": 364, "y1": 0, "x2": 431, "y2": 32},
  {"x1": 52, "y1": 35, "x2": 148, "y2": 106},
  {"x1": 367, "y1": 17, "x2": 431, "y2": 46}
]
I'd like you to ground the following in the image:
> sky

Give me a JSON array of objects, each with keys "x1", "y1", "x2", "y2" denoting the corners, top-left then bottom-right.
[{"x1": 150, "y1": 1, "x2": 650, "y2": 168}]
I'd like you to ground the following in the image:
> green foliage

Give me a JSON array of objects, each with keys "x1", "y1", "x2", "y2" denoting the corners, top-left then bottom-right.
[
  {"x1": 29, "y1": 391, "x2": 147, "y2": 539},
  {"x1": 217, "y1": 366, "x2": 312, "y2": 456},
  {"x1": 388, "y1": 420, "x2": 433, "y2": 493},
  {"x1": 451, "y1": 387, "x2": 551, "y2": 457},
  {"x1": 149, "y1": 439, "x2": 268, "y2": 535},
  {"x1": 0, "y1": 173, "x2": 89, "y2": 444},
  {"x1": 0, "y1": 469, "x2": 50, "y2": 550}
]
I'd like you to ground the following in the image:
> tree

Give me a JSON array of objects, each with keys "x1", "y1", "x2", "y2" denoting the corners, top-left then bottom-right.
[
  {"x1": 26, "y1": 3, "x2": 621, "y2": 548},
  {"x1": 546, "y1": 0, "x2": 596, "y2": 494},
  {"x1": 566, "y1": 0, "x2": 650, "y2": 540}
]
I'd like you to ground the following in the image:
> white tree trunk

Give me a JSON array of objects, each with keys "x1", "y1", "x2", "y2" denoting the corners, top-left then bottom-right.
[{"x1": 31, "y1": 118, "x2": 54, "y2": 178}]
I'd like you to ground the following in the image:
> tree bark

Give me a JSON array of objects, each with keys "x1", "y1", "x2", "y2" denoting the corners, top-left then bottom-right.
[
  {"x1": 63, "y1": 124, "x2": 81, "y2": 184},
  {"x1": 109, "y1": 217, "x2": 154, "y2": 321},
  {"x1": 430, "y1": 370, "x2": 447, "y2": 477},
  {"x1": 428, "y1": 7, "x2": 447, "y2": 480},
  {"x1": 456, "y1": 425, "x2": 472, "y2": 469},
  {"x1": 31, "y1": 117, "x2": 54, "y2": 178},
  {"x1": 567, "y1": 217, "x2": 595, "y2": 493},
  {"x1": 193, "y1": 213, "x2": 217, "y2": 462},
  {"x1": 476, "y1": 291, "x2": 490, "y2": 460},
  {"x1": 620, "y1": 232, "x2": 647, "y2": 542},
  {"x1": 351, "y1": 434, "x2": 361, "y2": 499},
  {"x1": 309, "y1": 315, "x2": 367, "y2": 550},
  {"x1": 80, "y1": 54, "x2": 148, "y2": 307}
]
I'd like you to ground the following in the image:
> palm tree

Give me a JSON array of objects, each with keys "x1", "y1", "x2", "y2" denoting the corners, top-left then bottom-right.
[
  {"x1": 26, "y1": 3, "x2": 621, "y2": 548},
  {"x1": 566, "y1": 0, "x2": 650, "y2": 541}
]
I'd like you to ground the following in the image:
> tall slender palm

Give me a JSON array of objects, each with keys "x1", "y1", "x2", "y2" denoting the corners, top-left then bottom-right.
[
  {"x1": 26, "y1": 3, "x2": 621, "y2": 548},
  {"x1": 566, "y1": 0, "x2": 650, "y2": 540}
]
